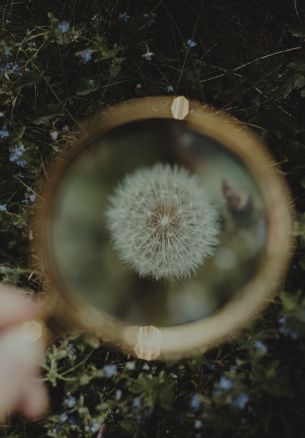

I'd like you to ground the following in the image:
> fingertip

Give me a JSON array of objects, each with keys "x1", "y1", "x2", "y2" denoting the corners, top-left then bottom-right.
[{"x1": 20, "y1": 380, "x2": 49, "y2": 422}]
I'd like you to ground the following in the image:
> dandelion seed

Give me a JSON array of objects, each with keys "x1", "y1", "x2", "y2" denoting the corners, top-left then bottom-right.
[
  {"x1": 186, "y1": 38, "x2": 198, "y2": 48},
  {"x1": 58, "y1": 21, "x2": 70, "y2": 32},
  {"x1": 106, "y1": 163, "x2": 219, "y2": 280}
]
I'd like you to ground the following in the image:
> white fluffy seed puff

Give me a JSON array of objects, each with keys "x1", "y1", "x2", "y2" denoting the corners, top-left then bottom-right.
[{"x1": 105, "y1": 163, "x2": 220, "y2": 280}]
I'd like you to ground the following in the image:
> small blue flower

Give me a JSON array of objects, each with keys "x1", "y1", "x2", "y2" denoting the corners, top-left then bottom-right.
[
  {"x1": 190, "y1": 394, "x2": 202, "y2": 410},
  {"x1": 279, "y1": 315, "x2": 298, "y2": 339},
  {"x1": 0, "y1": 127, "x2": 9, "y2": 138},
  {"x1": 67, "y1": 415, "x2": 78, "y2": 425},
  {"x1": 15, "y1": 159, "x2": 27, "y2": 167},
  {"x1": 254, "y1": 339, "x2": 268, "y2": 354},
  {"x1": 186, "y1": 39, "x2": 198, "y2": 48},
  {"x1": 79, "y1": 48, "x2": 93, "y2": 63},
  {"x1": 59, "y1": 413, "x2": 68, "y2": 423},
  {"x1": 90, "y1": 420, "x2": 101, "y2": 433},
  {"x1": 64, "y1": 395, "x2": 76, "y2": 408},
  {"x1": 0, "y1": 203, "x2": 7, "y2": 212},
  {"x1": 58, "y1": 21, "x2": 70, "y2": 32},
  {"x1": 119, "y1": 12, "x2": 130, "y2": 22},
  {"x1": 132, "y1": 397, "x2": 142, "y2": 408},
  {"x1": 142, "y1": 51, "x2": 154, "y2": 61},
  {"x1": 232, "y1": 393, "x2": 249, "y2": 410},
  {"x1": 0, "y1": 62, "x2": 20, "y2": 76},
  {"x1": 194, "y1": 419, "x2": 203, "y2": 430},
  {"x1": 9, "y1": 144, "x2": 27, "y2": 167},
  {"x1": 218, "y1": 376, "x2": 234, "y2": 390},
  {"x1": 103, "y1": 364, "x2": 117, "y2": 378}
]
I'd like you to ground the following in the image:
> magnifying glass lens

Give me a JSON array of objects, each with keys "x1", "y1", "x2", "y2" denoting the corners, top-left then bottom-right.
[{"x1": 49, "y1": 118, "x2": 267, "y2": 327}]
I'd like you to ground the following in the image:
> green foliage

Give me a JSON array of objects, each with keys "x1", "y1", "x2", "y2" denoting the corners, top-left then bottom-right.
[{"x1": 1, "y1": 0, "x2": 305, "y2": 437}]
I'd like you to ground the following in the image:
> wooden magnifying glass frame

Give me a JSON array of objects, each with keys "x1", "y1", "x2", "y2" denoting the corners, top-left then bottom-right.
[{"x1": 33, "y1": 96, "x2": 294, "y2": 361}]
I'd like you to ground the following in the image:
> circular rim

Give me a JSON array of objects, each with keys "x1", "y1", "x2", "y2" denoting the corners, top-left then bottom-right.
[{"x1": 34, "y1": 96, "x2": 294, "y2": 360}]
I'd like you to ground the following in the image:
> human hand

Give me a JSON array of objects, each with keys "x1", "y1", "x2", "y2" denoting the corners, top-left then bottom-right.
[{"x1": 0, "y1": 283, "x2": 49, "y2": 423}]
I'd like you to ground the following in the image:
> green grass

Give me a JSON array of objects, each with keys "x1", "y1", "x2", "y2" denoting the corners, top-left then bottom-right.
[{"x1": 1, "y1": 0, "x2": 305, "y2": 436}]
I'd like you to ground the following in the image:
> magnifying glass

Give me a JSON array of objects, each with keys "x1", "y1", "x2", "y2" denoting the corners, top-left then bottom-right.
[{"x1": 32, "y1": 96, "x2": 293, "y2": 361}]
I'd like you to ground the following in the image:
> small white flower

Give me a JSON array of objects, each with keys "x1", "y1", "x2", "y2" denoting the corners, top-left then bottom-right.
[
  {"x1": 142, "y1": 50, "x2": 154, "y2": 61},
  {"x1": 106, "y1": 163, "x2": 220, "y2": 280},
  {"x1": 50, "y1": 130, "x2": 58, "y2": 141},
  {"x1": 186, "y1": 38, "x2": 198, "y2": 48}
]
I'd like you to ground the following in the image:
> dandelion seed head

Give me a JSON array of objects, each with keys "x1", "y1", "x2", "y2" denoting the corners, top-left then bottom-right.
[{"x1": 106, "y1": 163, "x2": 220, "y2": 280}]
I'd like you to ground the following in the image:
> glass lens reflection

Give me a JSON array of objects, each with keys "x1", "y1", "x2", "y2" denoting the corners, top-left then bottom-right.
[{"x1": 50, "y1": 119, "x2": 267, "y2": 326}]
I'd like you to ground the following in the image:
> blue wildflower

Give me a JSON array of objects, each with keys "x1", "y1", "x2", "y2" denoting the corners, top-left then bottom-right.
[
  {"x1": 0, "y1": 204, "x2": 7, "y2": 212},
  {"x1": 90, "y1": 420, "x2": 101, "y2": 433},
  {"x1": 132, "y1": 397, "x2": 142, "y2": 408},
  {"x1": 59, "y1": 413, "x2": 68, "y2": 423},
  {"x1": 232, "y1": 393, "x2": 249, "y2": 410},
  {"x1": 254, "y1": 339, "x2": 268, "y2": 354},
  {"x1": 218, "y1": 376, "x2": 234, "y2": 390},
  {"x1": 79, "y1": 48, "x2": 93, "y2": 63},
  {"x1": 9, "y1": 144, "x2": 27, "y2": 167},
  {"x1": 0, "y1": 62, "x2": 20, "y2": 76},
  {"x1": 279, "y1": 315, "x2": 298, "y2": 340},
  {"x1": 190, "y1": 394, "x2": 202, "y2": 410},
  {"x1": 0, "y1": 127, "x2": 9, "y2": 138},
  {"x1": 142, "y1": 50, "x2": 154, "y2": 61},
  {"x1": 119, "y1": 12, "x2": 130, "y2": 22},
  {"x1": 103, "y1": 364, "x2": 117, "y2": 377},
  {"x1": 58, "y1": 21, "x2": 70, "y2": 32},
  {"x1": 186, "y1": 38, "x2": 198, "y2": 48},
  {"x1": 64, "y1": 395, "x2": 76, "y2": 408}
]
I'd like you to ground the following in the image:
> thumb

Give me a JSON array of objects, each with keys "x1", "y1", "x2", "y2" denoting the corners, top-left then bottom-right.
[{"x1": 0, "y1": 283, "x2": 40, "y2": 330}]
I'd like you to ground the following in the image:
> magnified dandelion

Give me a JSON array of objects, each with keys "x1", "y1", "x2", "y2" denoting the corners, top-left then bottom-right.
[{"x1": 106, "y1": 163, "x2": 220, "y2": 280}]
